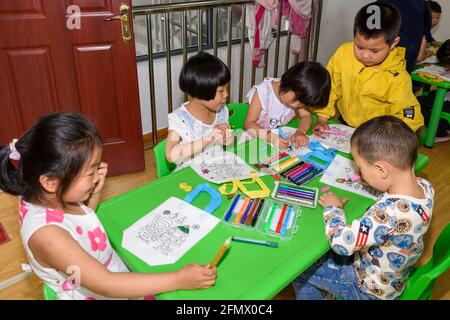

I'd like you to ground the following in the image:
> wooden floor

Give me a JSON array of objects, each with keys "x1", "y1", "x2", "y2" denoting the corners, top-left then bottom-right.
[{"x1": 0, "y1": 143, "x2": 449, "y2": 300}]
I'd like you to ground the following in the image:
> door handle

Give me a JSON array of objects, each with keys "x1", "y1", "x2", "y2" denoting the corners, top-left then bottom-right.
[{"x1": 104, "y1": 3, "x2": 132, "y2": 43}]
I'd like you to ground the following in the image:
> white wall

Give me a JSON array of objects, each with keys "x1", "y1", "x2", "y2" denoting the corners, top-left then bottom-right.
[
  {"x1": 316, "y1": 0, "x2": 372, "y2": 65},
  {"x1": 431, "y1": 0, "x2": 450, "y2": 41}
]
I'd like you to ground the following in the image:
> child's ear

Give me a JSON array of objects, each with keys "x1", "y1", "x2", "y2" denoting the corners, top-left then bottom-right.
[
  {"x1": 39, "y1": 175, "x2": 59, "y2": 193},
  {"x1": 374, "y1": 161, "x2": 389, "y2": 179},
  {"x1": 390, "y1": 36, "x2": 400, "y2": 50}
]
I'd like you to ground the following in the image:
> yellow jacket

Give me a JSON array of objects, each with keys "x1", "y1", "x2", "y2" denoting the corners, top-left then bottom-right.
[{"x1": 316, "y1": 42, "x2": 424, "y2": 131}]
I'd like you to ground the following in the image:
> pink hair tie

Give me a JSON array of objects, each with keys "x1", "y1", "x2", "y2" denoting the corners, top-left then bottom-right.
[{"x1": 9, "y1": 139, "x2": 21, "y2": 161}]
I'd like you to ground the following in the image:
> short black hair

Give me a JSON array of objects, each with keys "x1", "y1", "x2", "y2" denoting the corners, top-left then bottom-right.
[
  {"x1": 179, "y1": 51, "x2": 230, "y2": 101},
  {"x1": 0, "y1": 112, "x2": 102, "y2": 203},
  {"x1": 279, "y1": 61, "x2": 331, "y2": 108},
  {"x1": 354, "y1": 2, "x2": 401, "y2": 45},
  {"x1": 427, "y1": 1, "x2": 442, "y2": 13},
  {"x1": 436, "y1": 39, "x2": 450, "y2": 68},
  {"x1": 351, "y1": 116, "x2": 418, "y2": 170}
]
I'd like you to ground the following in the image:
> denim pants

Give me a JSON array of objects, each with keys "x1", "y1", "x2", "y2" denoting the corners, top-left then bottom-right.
[{"x1": 292, "y1": 250, "x2": 379, "y2": 300}]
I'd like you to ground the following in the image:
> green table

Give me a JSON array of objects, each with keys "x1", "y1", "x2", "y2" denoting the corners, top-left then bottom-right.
[
  {"x1": 97, "y1": 139, "x2": 374, "y2": 299},
  {"x1": 411, "y1": 70, "x2": 450, "y2": 147}
]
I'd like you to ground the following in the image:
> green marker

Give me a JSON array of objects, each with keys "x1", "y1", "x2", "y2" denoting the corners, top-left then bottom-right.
[{"x1": 264, "y1": 203, "x2": 278, "y2": 232}]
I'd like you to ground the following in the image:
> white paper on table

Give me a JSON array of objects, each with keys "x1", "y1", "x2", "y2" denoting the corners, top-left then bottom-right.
[
  {"x1": 320, "y1": 154, "x2": 381, "y2": 200},
  {"x1": 122, "y1": 197, "x2": 220, "y2": 266},
  {"x1": 191, "y1": 151, "x2": 263, "y2": 184},
  {"x1": 415, "y1": 65, "x2": 450, "y2": 82}
]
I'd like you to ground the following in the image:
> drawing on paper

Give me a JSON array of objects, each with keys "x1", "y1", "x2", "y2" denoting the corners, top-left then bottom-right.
[
  {"x1": 309, "y1": 124, "x2": 355, "y2": 153},
  {"x1": 137, "y1": 209, "x2": 201, "y2": 256},
  {"x1": 122, "y1": 197, "x2": 220, "y2": 266},
  {"x1": 320, "y1": 154, "x2": 381, "y2": 200},
  {"x1": 191, "y1": 151, "x2": 262, "y2": 184}
]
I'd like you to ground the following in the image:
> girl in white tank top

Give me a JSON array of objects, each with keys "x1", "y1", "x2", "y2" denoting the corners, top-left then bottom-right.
[{"x1": 244, "y1": 62, "x2": 332, "y2": 149}]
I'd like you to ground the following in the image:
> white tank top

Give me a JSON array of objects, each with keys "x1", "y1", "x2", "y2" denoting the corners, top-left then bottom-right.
[
  {"x1": 246, "y1": 77, "x2": 295, "y2": 130},
  {"x1": 19, "y1": 198, "x2": 130, "y2": 300}
]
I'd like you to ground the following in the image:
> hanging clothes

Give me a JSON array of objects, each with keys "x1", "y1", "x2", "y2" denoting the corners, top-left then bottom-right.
[
  {"x1": 246, "y1": 1, "x2": 277, "y2": 68},
  {"x1": 281, "y1": 0, "x2": 312, "y2": 53}
]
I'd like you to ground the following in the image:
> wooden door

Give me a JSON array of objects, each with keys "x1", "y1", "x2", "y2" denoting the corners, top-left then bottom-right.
[{"x1": 0, "y1": 0, "x2": 145, "y2": 176}]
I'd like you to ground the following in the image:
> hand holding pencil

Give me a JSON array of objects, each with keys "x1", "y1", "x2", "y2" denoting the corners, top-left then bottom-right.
[{"x1": 175, "y1": 263, "x2": 217, "y2": 290}]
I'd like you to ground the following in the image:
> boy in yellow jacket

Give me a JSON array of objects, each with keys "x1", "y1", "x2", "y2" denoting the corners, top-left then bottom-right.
[{"x1": 313, "y1": 2, "x2": 424, "y2": 134}]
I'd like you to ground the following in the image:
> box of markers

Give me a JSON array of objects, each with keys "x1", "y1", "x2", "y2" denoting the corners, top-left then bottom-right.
[
  {"x1": 222, "y1": 192, "x2": 266, "y2": 231},
  {"x1": 271, "y1": 181, "x2": 319, "y2": 208},
  {"x1": 254, "y1": 198, "x2": 301, "y2": 240}
]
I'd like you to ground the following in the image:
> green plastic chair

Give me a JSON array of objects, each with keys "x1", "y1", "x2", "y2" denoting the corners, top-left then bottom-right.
[
  {"x1": 153, "y1": 103, "x2": 249, "y2": 179},
  {"x1": 400, "y1": 223, "x2": 450, "y2": 300},
  {"x1": 227, "y1": 102, "x2": 249, "y2": 130},
  {"x1": 153, "y1": 139, "x2": 176, "y2": 179},
  {"x1": 414, "y1": 153, "x2": 429, "y2": 173},
  {"x1": 43, "y1": 284, "x2": 57, "y2": 300}
]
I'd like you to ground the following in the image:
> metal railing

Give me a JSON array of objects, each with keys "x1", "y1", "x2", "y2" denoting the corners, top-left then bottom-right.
[{"x1": 132, "y1": 0, "x2": 323, "y2": 146}]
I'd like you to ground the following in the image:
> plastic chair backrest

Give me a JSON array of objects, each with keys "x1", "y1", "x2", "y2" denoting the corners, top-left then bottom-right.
[
  {"x1": 153, "y1": 139, "x2": 176, "y2": 178},
  {"x1": 414, "y1": 153, "x2": 429, "y2": 173},
  {"x1": 43, "y1": 284, "x2": 58, "y2": 300},
  {"x1": 227, "y1": 103, "x2": 249, "y2": 130},
  {"x1": 400, "y1": 223, "x2": 450, "y2": 300}
]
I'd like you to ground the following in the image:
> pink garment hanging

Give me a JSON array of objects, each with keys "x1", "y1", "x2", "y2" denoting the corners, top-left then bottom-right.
[{"x1": 281, "y1": 0, "x2": 312, "y2": 53}]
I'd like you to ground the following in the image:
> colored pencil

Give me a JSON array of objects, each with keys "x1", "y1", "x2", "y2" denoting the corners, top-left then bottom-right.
[{"x1": 209, "y1": 237, "x2": 231, "y2": 268}]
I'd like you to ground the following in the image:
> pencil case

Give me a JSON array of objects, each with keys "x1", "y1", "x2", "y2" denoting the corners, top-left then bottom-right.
[
  {"x1": 222, "y1": 192, "x2": 267, "y2": 231},
  {"x1": 271, "y1": 181, "x2": 319, "y2": 208},
  {"x1": 254, "y1": 198, "x2": 301, "y2": 241}
]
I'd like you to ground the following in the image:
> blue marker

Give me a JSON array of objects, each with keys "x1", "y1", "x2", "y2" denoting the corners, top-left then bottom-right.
[
  {"x1": 280, "y1": 206, "x2": 292, "y2": 236},
  {"x1": 277, "y1": 128, "x2": 293, "y2": 150},
  {"x1": 224, "y1": 194, "x2": 240, "y2": 222}
]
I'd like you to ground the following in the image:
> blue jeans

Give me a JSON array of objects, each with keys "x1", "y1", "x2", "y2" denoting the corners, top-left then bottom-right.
[{"x1": 292, "y1": 250, "x2": 379, "y2": 300}]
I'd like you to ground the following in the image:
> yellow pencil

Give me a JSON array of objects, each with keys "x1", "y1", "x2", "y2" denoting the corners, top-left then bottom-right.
[{"x1": 209, "y1": 237, "x2": 232, "y2": 268}]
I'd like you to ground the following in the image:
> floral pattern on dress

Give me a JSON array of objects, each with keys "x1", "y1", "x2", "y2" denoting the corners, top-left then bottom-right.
[{"x1": 88, "y1": 227, "x2": 107, "y2": 252}]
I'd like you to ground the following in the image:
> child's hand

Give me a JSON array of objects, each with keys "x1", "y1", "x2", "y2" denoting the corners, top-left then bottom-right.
[
  {"x1": 206, "y1": 126, "x2": 226, "y2": 144},
  {"x1": 176, "y1": 263, "x2": 217, "y2": 290},
  {"x1": 313, "y1": 117, "x2": 330, "y2": 138},
  {"x1": 267, "y1": 131, "x2": 290, "y2": 150},
  {"x1": 222, "y1": 128, "x2": 235, "y2": 146},
  {"x1": 291, "y1": 130, "x2": 309, "y2": 148},
  {"x1": 319, "y1": 192, "x2": 345, "y2": 209},
  {"x1": 92, "y1": 162, "x2": 108, "y2": 195}
]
